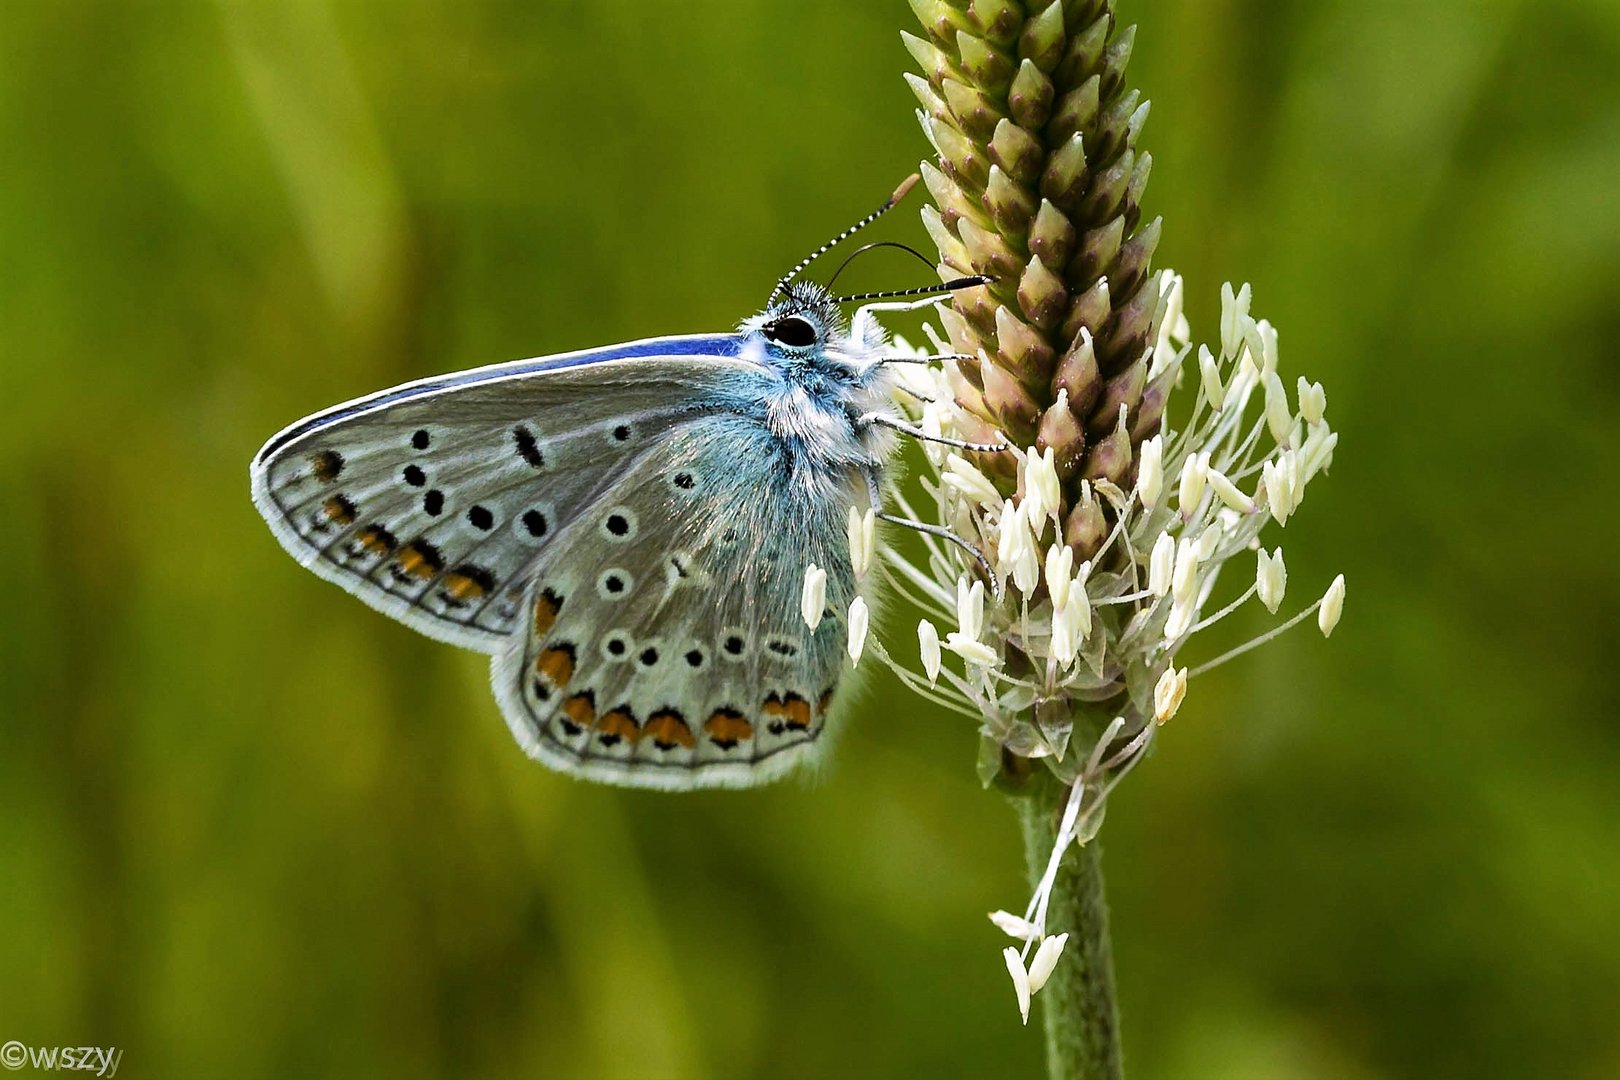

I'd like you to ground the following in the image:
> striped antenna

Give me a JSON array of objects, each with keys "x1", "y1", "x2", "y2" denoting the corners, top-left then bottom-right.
[
  {"x1": 829, "y1": 275, "x2": 993, "y2": 305},
  {"x1": 767, "y1": 174, "x2": 921, "y2": 306}
]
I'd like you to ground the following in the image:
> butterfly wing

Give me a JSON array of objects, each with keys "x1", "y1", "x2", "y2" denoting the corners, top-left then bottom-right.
[
  {"x1": 250, "y1": 334, "x2": 758, "y2": 652},
  {"x1": 491, "y1": 411, "x2": 863, "y2": 790}
]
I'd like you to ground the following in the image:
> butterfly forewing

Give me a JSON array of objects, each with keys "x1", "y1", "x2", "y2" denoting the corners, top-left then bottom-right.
[
  {"x1": 250, "y1": 340, "x2": 757, "y2": 652},
  {"x1": 491, "y1": 414, "x2": 860, "y2": 790}
]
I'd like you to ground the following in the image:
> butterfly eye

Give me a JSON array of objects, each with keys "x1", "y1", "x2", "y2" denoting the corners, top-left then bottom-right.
[{"x1": 763, "y1": 315, "x2": 818, "y2": 349}]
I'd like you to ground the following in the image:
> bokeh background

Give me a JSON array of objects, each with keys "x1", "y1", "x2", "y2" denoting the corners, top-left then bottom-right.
[{"x1": 3, "y1": 1, "x2": 1617, "y2": 1077}]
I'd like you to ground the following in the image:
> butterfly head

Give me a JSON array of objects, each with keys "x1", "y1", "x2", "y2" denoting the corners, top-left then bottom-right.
[{"x1": 748, "y1": 281, "x2": 849, "y2": 355}]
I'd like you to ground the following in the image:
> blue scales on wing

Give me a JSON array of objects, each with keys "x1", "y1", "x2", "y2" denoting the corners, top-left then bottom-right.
[
  {"x1": 250, "y1": 334, "x2": 757, "y2": 652},
  {"x1": 490, "y1": 413, "x2": 863, "y2": 790}
]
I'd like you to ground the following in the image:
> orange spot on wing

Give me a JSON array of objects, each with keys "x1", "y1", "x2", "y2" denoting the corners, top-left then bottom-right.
[
  {"x1": 704, "y1": 709, "x2": 753, "y2": 749},
  {"x1": 535, "y1": 645, "x2": 575, "y2": 687},
  {"x1": 644, "y1": 709, "x2": 695, "y2": 750},
  {"x1": 561, "y1": 692, "x2": 597, "y2": 729},
  {"x1": 763, "y1": 692, "x2": 812, "y2": 731},
  {"x1": 396, "y1": 540, "x2": 443, "y2": 579},
  {"x1": 532, "y1": 589, "x2": 563, "y2": 636},
  {"x1": 818, "y1": 687, "x2": 836, "y2": 715},
  {"x1": 598, "y1": 708, "x2": 640, "y2": 745},
  {"x1": 442, "y1": 571, "x2": 488, "y2": 602},
  {"x1": 357, "y1": 526, "x2": 396, "y2": 555},
  {"x1": 322, "y1": 496, "x2": 356, "y2": 525}
]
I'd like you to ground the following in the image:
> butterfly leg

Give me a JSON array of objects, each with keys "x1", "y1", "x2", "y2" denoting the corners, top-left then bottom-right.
[
  {"x1": 864, "y1": 468, "x2": 1002, "y2": 597},
  {"x1": 851, "y1": 294, "x2": 963, "y2": 340},
  {"x1": 893, "y1": 384, "x2": 935, "y2": 406},
  {"x1": 874, "y1": 352, "x2": 975, "y2": 367},
  {"x1": 859, "y1": 412, "x2": 1010, "y2": 453}
]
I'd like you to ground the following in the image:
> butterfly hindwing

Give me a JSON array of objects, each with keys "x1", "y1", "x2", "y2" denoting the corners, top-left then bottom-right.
[
  {"x1": 250, "y1": 336, "x2": 758, "y2": 652},
  {"x1": 491, "y1": 412, "x2": 862, "y2": 790}
]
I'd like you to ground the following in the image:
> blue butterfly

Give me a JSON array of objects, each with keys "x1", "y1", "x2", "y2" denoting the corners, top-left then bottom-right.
[{"x1": 250, "y1": 179, "x2": 998, "y2": 790}]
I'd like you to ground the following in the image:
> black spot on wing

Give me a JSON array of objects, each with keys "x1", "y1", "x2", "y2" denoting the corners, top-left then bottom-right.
[{"x1": 513, "y1": 426, "x2": 544, "y2": 468}]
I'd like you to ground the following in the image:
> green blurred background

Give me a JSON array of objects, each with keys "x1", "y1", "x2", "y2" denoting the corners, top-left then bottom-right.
[{"x1": 3, "y1": 1, "x2": 1617, "y2": 1077}]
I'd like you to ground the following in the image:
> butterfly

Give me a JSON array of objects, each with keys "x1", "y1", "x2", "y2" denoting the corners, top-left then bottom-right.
[{"x1": 250, "y1": 177, "x2": 999, "y2": 790}]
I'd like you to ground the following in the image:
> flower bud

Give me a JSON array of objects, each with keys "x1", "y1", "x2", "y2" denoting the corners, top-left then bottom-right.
[{"x1": 1008, "y1": 57, "x2": 1056, "y2": 127}]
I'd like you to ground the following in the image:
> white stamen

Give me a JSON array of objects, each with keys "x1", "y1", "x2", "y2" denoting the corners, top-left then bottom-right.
[
  {"x1": 1318, "y1": 574, "x2": 1346, "y2": 637},
  {"x1": 1301, "y1": 426, "x2": 1338, "y2": 479},
  {"x1": 1154, "y1": 666, "x2": 1187, "y2": 723},
  {"x1": 1051, "y1": 596, "x2": 1085, "y2": 665},
  {"x1": 1003, "y1": 946, "x2": 1032, "y2": 1024},
  {"x1": 957, "y1": 577, "x2": 985, "y2": 640},
  {"x1": 1298, "y1": 377, "x2": 1326, "y2": 425},
  {"x1": 1172, "y1": 539, "x2": 1200, "y2": 602},
  {"x1": 848, "y1": 506, "x2": 876, "y2": 579},
  {"x1": 1069, "y1": 578, "x2": 1093, "y2": 638},
  {"x1": 1046, "y1": 544, "x2": 1075, "y2": 612},
  {"x1": 918, "y1": 619, "x2": 942, "y2": 685},
  {"x1": 1263, "y1": 371, "x2": 1294, "y2": 447},
  {"x1": 847, "y1": 596, "x2": 870, "y2": 663},
  {"x1": 1263, "y1": 457, "x2": 1295, "y2": 525},
  {"x1": 1256, "y1": 547, "x2": 1287, "y2": 614},
  {"x1": 997, "y1": 499, "x2": 1040, "y2": 596},
  {"x1": 1219, "y1": 281, "x2": 1252, "y2": 360},
  {"x1": 1255, "y1": 317, "x2": 1279, "y2": 375},
  {"x1": 1198, "y1": 344, "x2": 1225, "y2": 409},
  {"x1": 1178, "y1": 452, "x2": 1209, "y2": 515},
  {"x1": 1148, "y1": 533, "x2": 1175, "y2": 597},
  {"x1": 989, "y1": 910, "x2": 1040, "y2": 941},
  {"x1": 1207, "y1": 466, "x2": 1255, "y2": 514},
  {"x1": 1027, "y1": 933, "x2": 1069, "y2": 993},
  {"x1": 801, "y1": 563, "x2": 827, "y2": 630},
  {"x1": 943, "y1": 456, "x2": 1002, "y2": 506},
  {"x1": 945, "y1": 632, "x2": 998, "y2": 667},
  {"x1": 1024, "y1": 446, "x2": 1060, "y2": 540},
  {"x1": 1165, "y1": 599, "x2": 1195, "y2": 641},
  {"x1": 1138, "y1": 434, "x2": 1164, "y2": 509}
]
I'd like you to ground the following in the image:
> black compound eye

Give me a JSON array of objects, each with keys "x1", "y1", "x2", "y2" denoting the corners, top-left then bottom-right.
[{"x1": 764, "y1": 315, "x2": 818, "y2": 348}]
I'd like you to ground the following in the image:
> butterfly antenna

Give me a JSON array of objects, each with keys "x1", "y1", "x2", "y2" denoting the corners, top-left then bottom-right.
[
  {"x1": 767, "y1": 174, "x2": 921, "y2": 307},
  {"x1": 829, "y1": 275, "x2": 994, "y2": 305},
  {"x1": 824, "y1": 240, "x2": 940, "y2": 292}
]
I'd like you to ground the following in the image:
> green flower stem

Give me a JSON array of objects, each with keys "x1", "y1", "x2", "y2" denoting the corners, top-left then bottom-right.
[{"x1": 1014, "y1": 783, "x2": 1123, "y2": 1080}]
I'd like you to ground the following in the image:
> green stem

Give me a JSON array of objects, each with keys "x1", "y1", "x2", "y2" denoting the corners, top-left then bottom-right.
[{"x1": 1014, "y1": 786, "x2": 1123, "y2": 1080}]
